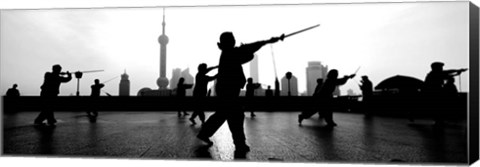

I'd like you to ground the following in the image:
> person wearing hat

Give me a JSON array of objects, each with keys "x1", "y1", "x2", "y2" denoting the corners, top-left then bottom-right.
[
  {"x1": 34, "y1": 64, "x2": 72, "y2": 126},
  {"x1": 423, "y1": 62, "x2": 467, "y2": 126},
  {"x1": 196, "y1": 32, "x2": 283, "y2": 152},
  {"x1": 424, "y1": 62, "x2": 466, "y2": 93}
]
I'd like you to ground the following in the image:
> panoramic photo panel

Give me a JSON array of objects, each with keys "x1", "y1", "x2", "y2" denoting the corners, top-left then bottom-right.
[{"x1": 1, "y1": 1, "x2": 477, "y2": 165}]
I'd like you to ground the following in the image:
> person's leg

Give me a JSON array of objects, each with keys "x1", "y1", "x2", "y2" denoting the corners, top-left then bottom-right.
[
  {"x1": 197, "y1": 111, "x2": 227, "y2": 145},
  {"x1": 298, "y1": 110, "x2": 317, "y2": 124},
  {"x1": 221, "y1": 88, "x2": 249, "y2": 151},
  {"x1": 35, "y1": 93, "x2": 49, "y2": 124},
  {"x1": 46, "y1": 110, "x2": 57, "y2": 125},
  {"x1": 324, "y1": 111, "x2": 336, "y2": 126},
  {"x1": 199, "y1": 111, "x2": 206, "y2": 124},
  {"x1": 190, "y1": 111, "x2": 199, "y2": 125},
  {"x1": 317, "y1": 110, "x2": 324, "y2": 120},
  {"x1": 34, "y1": 111, "x2": 47, "y2": 124},
  {"x1": 197, "y1": 85, "x2": 235, "y2": 145},
  {"x1": 227, "y1": 111, "x2": 249, "y2": 151}
]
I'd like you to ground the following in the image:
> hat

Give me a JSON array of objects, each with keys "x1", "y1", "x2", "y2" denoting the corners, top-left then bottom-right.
[{"x1": 431, "y1": 62, "x2": 444, "y2": 69}]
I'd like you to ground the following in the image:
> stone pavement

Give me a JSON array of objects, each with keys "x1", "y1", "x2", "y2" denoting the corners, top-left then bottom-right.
[{"x1": 2, "y1": 111, "x2": 468, "y2": 164}]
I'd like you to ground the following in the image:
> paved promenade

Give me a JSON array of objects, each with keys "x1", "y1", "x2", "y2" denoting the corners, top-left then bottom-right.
[{"x1": 2, "y1": 111, "x2": 468, "y2": 164}]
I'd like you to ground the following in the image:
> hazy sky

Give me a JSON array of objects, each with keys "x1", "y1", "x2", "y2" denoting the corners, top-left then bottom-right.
[{"x1": 0, "y1": 1, "x2": 470, "y2": 96}]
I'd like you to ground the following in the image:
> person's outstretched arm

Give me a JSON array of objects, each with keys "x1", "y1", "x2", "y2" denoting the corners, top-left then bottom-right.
[
  {"x1": 206, "y1": 66, "x2": 218, "y2": 73},
  {"x1": 60, "y1": 72, "x2": 72, "y2": 83},
  {"x1": 236, "y1": 35, "x2": 284, "y2": 64},
  {"x1": 444, "y1": 68, "x2": 468, "y2": 77},
  {"x1": 240, "y1": 35, "x2": 284, "y2": 54},
  {"x1": 206, "y1": 74, "x2": 217, "y2": 82},
  {"x1": 336, "y1": 74, "x2": 355, "y2": 86}
]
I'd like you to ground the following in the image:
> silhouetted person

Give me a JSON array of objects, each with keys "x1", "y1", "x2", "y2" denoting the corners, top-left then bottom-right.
[
  {"x1": 87, "y1": 79, "x2": 104, "y2": 118},
  {"x1": 423, "y1": 62, "x2": 466, "y2": 126},
  {"x1": 265, "y1": 85, "x2": 273, "y2": 97},
  {"x1": 246, "y1": 78, "x2": 261, "y2": 117},
  {"x1": 190, "y1": 63, "x2": 218, "y2": 125},
  {"x1": 444, "y1": 76, "x2": 460, "y2": 118},
  {"x1": 359, "y1": 76, "x2": 373, "y2": 116},
  {"x1": 313, "y1": 79, "x2": 324, "y2": 97},
  {"x1": 444, "y1": 77, "x2": 458, "y2": 94},
  {"x1": 34, "y1": 64, "x2": 72, "y2": 126},
  {"x1": 312, "y1": 78, "x2": 323, "y2": 119},
  {"x1": 298, "y1": 69, "x2": 355, "y2": 127},
  {"x1": 424, "y1": 62, "x2": 466, "y2": 93},
  {"x1": 197, "y1": 31, "x2": 283, "y2": 152},
  {"x1": 359, "y1": 76, "x2": 373, "y2": 99},
  {"x1": 177, "y1": 77, "x2": 193, "y2": 117},
  {"x1": 6, "y1": 84, "x2": 20, "y2": 97}
]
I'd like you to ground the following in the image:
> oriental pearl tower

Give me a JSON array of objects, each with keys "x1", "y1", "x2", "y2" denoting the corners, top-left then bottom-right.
[{"x1": 157, "y1": 8, "x2": 169, "y2": 89}]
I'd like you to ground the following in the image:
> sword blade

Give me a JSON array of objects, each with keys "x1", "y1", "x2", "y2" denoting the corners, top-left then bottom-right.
[
  {"x1": 354, "y1": 66, "x2": 361, "y2": 74},
  {"x1": 81, "y1": 70, "x2": 105, "y2": 73},
  {"x1": 102, "y1": 76, "x2": 120, "y2": 84},
  {"x1": 284, "y1": 24, "x2": 320, "y2": 38}
]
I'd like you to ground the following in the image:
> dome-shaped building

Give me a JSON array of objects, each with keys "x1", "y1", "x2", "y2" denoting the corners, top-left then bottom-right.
[{"x1": 137, "y1": 87, "x2": 152, "y2": 96}]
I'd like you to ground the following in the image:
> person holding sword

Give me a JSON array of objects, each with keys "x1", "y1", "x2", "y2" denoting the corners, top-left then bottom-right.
[
  {"x1": 87, "y1": 79, "x2": 105, "y2": 118},
  {"x1": 298, "y1": 69, "x2": 356, "y2": 127},
  {"x1": 34, "y1": 64, "x2": 72, "y2": 126},
  {"x1": 196, "y1": 32, "x2": 284, "y2": 152}
]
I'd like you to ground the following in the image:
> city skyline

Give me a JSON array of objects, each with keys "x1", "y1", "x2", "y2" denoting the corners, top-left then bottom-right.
[
  {"x1": 0, "y1": 2, "x2": 470, "y2": 96},
  {"x1": 0, "y1": 1, "x2": 476, "y2": 166}
]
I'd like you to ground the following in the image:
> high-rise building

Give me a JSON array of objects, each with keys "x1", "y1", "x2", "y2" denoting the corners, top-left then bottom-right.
[
  {"x1": 170, "y1": 68, "x2": 182, "y2": 89},
  {"x1": 306, "y1": 61, "x2": 328, "y2": 96},
  {"x1": 156, "y1": 8, "x2": 169, "y2": 90},
  {"x1": 281, "y1": 72, "x2": 298, "y2": 96},
  {"x1": 249, "y1": 56, "x2": 259, "y2": 83},
  {"x1": 119, "y1": 70, "x2": 130, "y2": 96},
  {"x1": 181, "y1": 68, "x2": 194, "y2": 96}
]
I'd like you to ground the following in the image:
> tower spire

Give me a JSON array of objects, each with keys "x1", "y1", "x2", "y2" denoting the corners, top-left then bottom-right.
[{"x1": 162, "y1": 8, "x2": 166, "y2": 35}]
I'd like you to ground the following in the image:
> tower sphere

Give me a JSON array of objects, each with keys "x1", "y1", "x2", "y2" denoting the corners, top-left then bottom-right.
[
  {"x1": 157, "y1": 77, "x2": 169, "y2": 89},
  {"x1": 158, "y1": 34, "x2": 169, "y2": 44}
]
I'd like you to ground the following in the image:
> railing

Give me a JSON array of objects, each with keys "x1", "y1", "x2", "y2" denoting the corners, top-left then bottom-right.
[
  {"x1": 2, "y1": 95, "x2": 467, "y2": 120},
  {"x1": 2, "y1": 96, "x2": 333, "y2": 112}
]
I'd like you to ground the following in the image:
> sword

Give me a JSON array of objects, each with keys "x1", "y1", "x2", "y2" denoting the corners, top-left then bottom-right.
[
  {"x1": 80, "y1": 70, "x2": 105, "y2": 73},
  {"x1": 101, "y1": 76, "x2": 120, "y2": 84},
  {"x1": 283, "y1": 24, "x2": 320, "y2": 39},
  {"x1": 354, "y1": 66, "x2": 361, "y2": 75}
]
